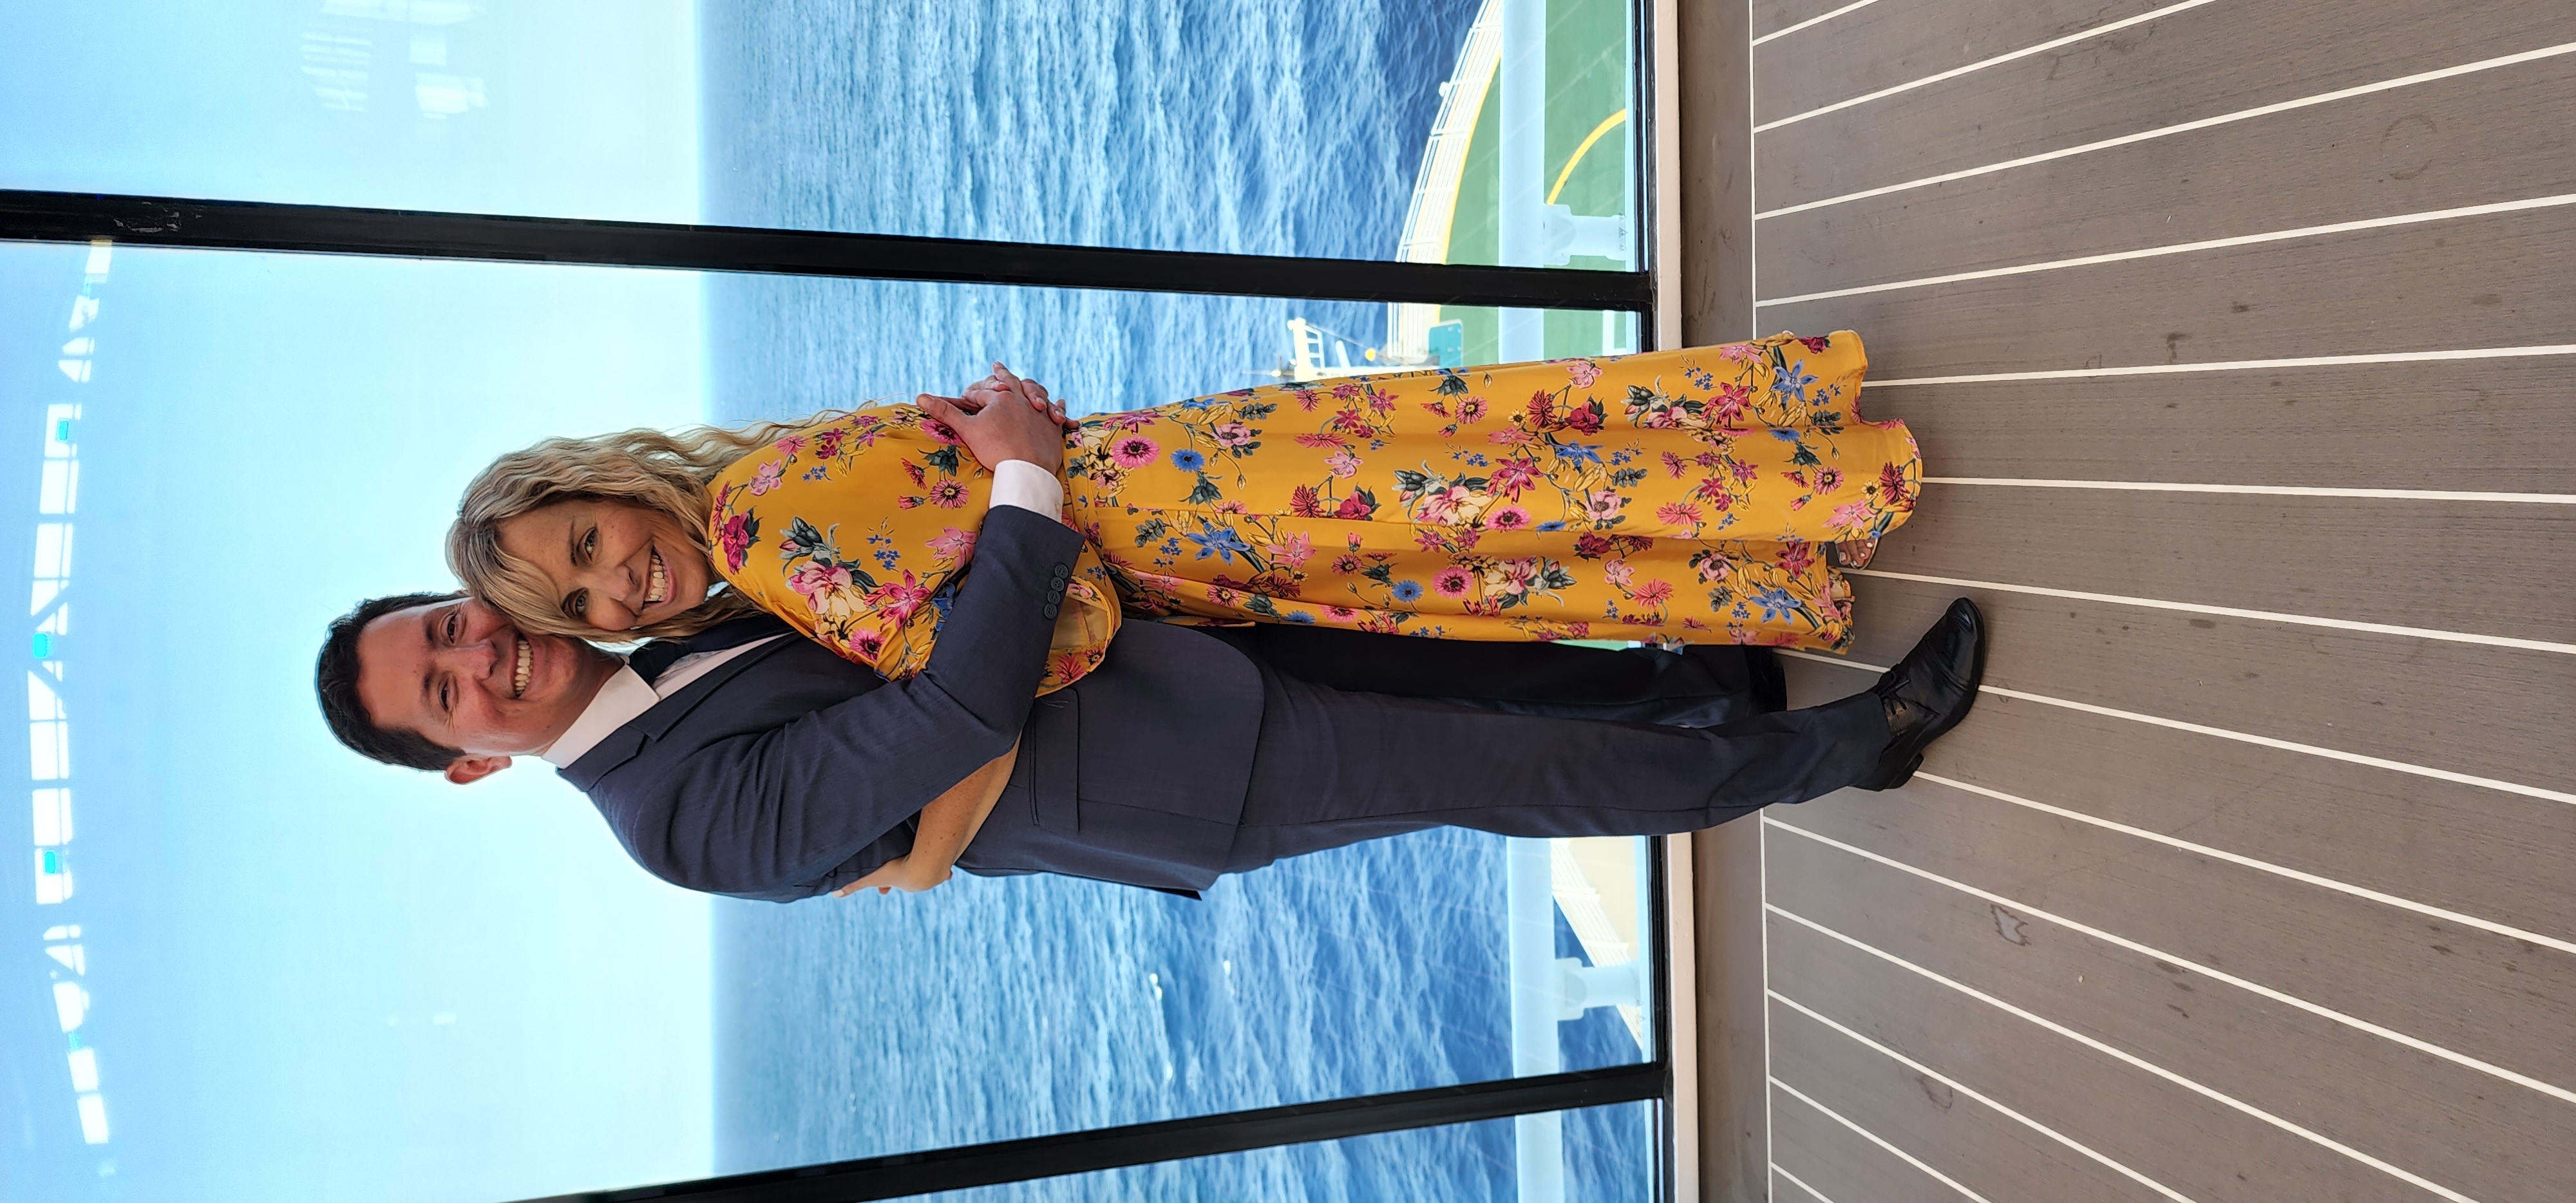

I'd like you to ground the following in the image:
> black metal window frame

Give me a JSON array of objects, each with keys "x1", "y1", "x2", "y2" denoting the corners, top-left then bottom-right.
[{"x1": 0, "y1": 10, "x2": 1677, "y2": 1193}]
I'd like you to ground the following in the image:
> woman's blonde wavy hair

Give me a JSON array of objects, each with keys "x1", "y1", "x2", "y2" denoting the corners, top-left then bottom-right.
[{"x1": 448, "y1": 413, "x2": 844, "y2": 641}]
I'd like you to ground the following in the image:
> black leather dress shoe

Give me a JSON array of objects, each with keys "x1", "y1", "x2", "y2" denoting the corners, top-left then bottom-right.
[{"x1": 1856, "y1": 598, "x2": 1987, "y2": 790}]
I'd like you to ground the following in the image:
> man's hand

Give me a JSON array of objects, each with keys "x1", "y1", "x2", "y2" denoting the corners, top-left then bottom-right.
[
  {"x1": 916, "y1": 363, "x2": 1070, "y2": 475},
  {"x1": 834, "y1": 855, "x2": 952, "y2": 896}
]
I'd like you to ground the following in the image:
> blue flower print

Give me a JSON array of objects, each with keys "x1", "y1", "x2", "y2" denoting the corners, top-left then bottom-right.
[
  {"x1": 1392, "y1": 580, "x2": 1425, "y2": 602},
  {"x1": 1171, "y1": 448, "x2": 1207, "y2": 471},
  {"x1": 1285, "y1": 611, "x2": 1317, "y2": 623},
  {"x1": 1752, "y1": 587, "x2": 1806, "y2": 622},
  {"x1": 1184, "y1": 523, "x2": 1253, "y2": 564},
  {"x1": 1775, "y1": 361, "x2": 1817, "y2": 404}
]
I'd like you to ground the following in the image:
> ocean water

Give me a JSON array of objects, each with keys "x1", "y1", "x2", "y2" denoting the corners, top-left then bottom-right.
[{"x1": 696, "y1": 3, "x2": 1654, "y2": 1198}]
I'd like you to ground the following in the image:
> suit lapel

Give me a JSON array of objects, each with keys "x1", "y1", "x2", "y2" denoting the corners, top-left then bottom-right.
[{"x1": 559, "y1": 629, "x2": 810, "y2": 789}]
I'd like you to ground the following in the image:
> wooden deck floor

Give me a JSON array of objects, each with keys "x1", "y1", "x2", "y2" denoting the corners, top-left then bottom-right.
[{"x1": 1676, "y1": 1, "x2": 2575, "y2": 1199}]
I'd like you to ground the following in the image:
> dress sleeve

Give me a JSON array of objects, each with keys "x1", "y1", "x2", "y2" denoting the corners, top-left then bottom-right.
[{"x1": 703, "y1": 406, "x2": 1119, "y2": 693}]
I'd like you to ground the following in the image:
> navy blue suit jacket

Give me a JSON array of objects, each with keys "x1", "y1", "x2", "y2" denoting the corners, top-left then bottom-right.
[{"x1": 560, "y1": 506, "x2": 1268, "y2": 902}]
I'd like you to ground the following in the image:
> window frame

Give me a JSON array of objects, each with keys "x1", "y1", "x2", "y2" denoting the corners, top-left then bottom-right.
[{"x1": 0, "y1": 5, "x2": 1678, "y2": 1190}]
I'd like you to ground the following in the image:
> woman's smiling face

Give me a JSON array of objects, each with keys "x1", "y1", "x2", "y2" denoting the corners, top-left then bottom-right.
[{"x1": 493, "y1": 498, "x2": 711, "y2": 634}]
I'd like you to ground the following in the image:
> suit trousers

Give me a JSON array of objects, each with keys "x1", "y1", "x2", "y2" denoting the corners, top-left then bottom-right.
[
  {"x1": 1220, "y1": 664, "x2": 1888, "y2": 873},
  {"x1": 1204, "y1": 623, "x2": 1786, "y2": 727}
]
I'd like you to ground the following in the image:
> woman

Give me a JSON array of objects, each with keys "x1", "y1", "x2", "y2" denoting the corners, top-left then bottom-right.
[{"x1": 449, "y1": 332, "x2": 1917, "y2": 690}]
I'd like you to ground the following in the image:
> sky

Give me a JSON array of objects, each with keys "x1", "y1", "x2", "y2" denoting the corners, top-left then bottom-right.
[{"x1": 0, "y1": 4, "x2": 716, "y2": 1201}]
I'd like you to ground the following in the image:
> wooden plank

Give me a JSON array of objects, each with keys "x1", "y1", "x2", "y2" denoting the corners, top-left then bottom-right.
[
  {"x1": 1819, "y1": 573, "x2": 2575, "y2": 798},
  {"x1": 1853, "y1": 357, "x2": 2576, "y2": 493},
  {"x1": 1750, "y1": 0, "x2": 1859, "y2": 43},
  {"x1": 1750, "y1": 0, "x2": 2567, "y2": 213},
  {"x1": 1693, "y1": 822, "x2": 1769, "y2": 1203},
  {"x1": 1757, "y1": 205, "x2": 2576, "y2": 379},
  {"x1": 1752, "y1": 0, "x2": 2175, "y2": 128},
  {"x1": 1768, "y1": 1079, "x2": 1961, "y2": 1202},
  {"x1": 1768, "y1": 998, "x2": 2181, "y2": 1203},
  {"x1": 1680, "y1": 0, "x2": 1757, "y2": 345},
  {"x1": 1774, "y1": 685, "x2": 2576, "y2": 958},
  {"x1": 1759, "y1": 50, "x2": 2576, "y2": 299},
  {"x1": 1770, "y1": 757, "x2": 2576, "y2": 1097},
  {"x1": 1870, "y1": 486, "x2": 2576, "y2": 645},
  {"x1": 1766, "y1": 914, "x2": 2426, "y2": 1202},
  {"x1": 1677, "y1": 12, "x2": 1766, "y2": 1202},
  {"x1": 1768, "y1": 826, "x2": 2576, "y2": 1202},
  {"x1": 1769, "y1": 1165, "x2": 1835, "y2": 1203}
]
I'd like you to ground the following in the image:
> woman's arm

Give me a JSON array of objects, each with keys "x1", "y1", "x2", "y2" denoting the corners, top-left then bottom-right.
[{"x1": 834, "y1": 739, "x2": 1019, "y2": 896}]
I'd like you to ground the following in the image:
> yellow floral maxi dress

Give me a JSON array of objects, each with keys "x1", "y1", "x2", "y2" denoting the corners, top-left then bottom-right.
[{"x1": 706, "y1": 331, "x2": 1918, "y2": 694}]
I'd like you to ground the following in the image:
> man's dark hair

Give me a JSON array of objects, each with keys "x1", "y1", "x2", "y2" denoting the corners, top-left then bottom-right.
[{"x1": 316, "y1": 591, "x2": 467, "y2": 772}]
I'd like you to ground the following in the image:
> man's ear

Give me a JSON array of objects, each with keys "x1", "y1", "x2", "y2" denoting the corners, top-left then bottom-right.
[{"x1": 443, "y1": 755, "x2": 513, "y2": 785}]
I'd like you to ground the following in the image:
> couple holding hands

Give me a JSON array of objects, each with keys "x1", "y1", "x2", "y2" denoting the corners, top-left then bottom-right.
[{"x1": 316, "y1": 333, "x2": 1984, "y2": 903}]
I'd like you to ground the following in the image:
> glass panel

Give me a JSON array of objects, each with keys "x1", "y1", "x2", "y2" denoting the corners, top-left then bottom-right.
[
  {"x1": 0, "y1": 242, "x2": 1654, "y2": 1201},
  {"x1": 0, "y1": 1, "x2": 1638, "y2": 266},
  {"x1": 895, "y1": 1102, "x2": 1658, "y2": 1203}
]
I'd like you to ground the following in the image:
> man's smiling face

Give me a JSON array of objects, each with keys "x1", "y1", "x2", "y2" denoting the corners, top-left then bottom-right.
[{"x1": 353, "y1": 596, "x2": 623, "y2": 783}]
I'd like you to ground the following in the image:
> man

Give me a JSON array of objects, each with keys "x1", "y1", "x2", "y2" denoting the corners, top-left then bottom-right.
[{"x1": 317, "y1": 373, "x2": 1983, "y2": 902}]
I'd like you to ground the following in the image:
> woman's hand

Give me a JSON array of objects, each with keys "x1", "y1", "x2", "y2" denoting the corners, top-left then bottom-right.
[
  {"x1": 834, "y1": 855, "x2": 952, "y2": 896},
  {"x1": 921, "y1": 363, "x2": 1077, "y2": 430},
  {"x1": 916, "y1": 366, "x2": 1068, "y2": 475}
]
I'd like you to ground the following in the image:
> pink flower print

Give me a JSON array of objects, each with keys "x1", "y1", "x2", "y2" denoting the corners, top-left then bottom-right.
[
  {"x1": 1324, "y1": 448, "x2": 1363, "y2": 479},
  {"x1": 1815, "y1": 467, "x2": 1844, "y2": 493},
  {"x1": 1109, "y1": 435, "x2": 1161, "y2": 468},
  {"x1": 1777, "y1": 540, "x2": 1816, "y2": 574},
  {"x1": 1293, "y1": 432, "x2": 1350, "y2": 449},
  {"x1": 788, "y1": 561, "x2": 854, "y2": 600},
  {"x1": 1264, "y1": 531, "x2": 1314, "y2": 569},
  {"x1": 1325, "y1": 605, "x2": 1358, "y2": 621},
  {"x1": 1656, "y1": 501, "x2": 1705, "y2": 529},
  {"x1": 1488, "y1": 428, "x2": 1533, "y2": 446},
  {"x1": 1416, "y1": 484, "x2": 1478, "y2": 526},
  {"x1": 1566, "y1": 359, "x2": 1602, "y2": 388},
  {"x1": 772, "y1": 435, "x2": 808, "y2": 457},
  {"x1": 1457, "y1": 397, "x2": 1487, "y2": 423},
  {"x1": 1432, "y1": 566, "x2": 1474, "y2": 597},
  {"x1": 1831, "y1": 500, "x2": 1876, "y2": 535},
  {"x1": 1719, "y1": 343, "x2": 1761, "y2": 361},
  {"x1": 871, "y1": 572, "x2": 933, "y2": 623},
  {"x1": 1584, "y1": 489, "x2": 1625, "y2": 522},
  {"x1": 1330, "y1": 554, "x2": 1364, "y2": 576},
  {"x1": 927, "y1": 526, "x2": 977, "y2": 560},
  {"x1": 715, "y1": 513, "x2": 757, "y2": 572},
  {"x1": 748, "y1": 459, "x2": 787, "y2": 497},
  {"x1": 928, "y1": 479, "x2": 969, "y2": 509},
  {"x1": 1492, "y1": 558, "x2": 1539, "y2": 596},
  {"x1": 1101, "y1": 412, "x2": 1157, "y2": 433},
  {"x1": 848, "y1": 631, "x2": 884, "y2": 661},
  {"x1": 1213, "y1": 421, "x2": 1256, "y2": 449},
  {"x1": 813, "y1": 429, "x2": 847, "y2": 460},
  {"x1": 1709, "y1": 384, "x2": 1750, "y2": 425},
  {"x1": 1695, "y1": 558, "x2": 1730, "y2": 584},
  {"x1": 921, "y1": 417, "x2": 960, "y2": 445},
  {"x1": 1488, "y1": 459, "x2": 1539, "y2": 498},
  {"x1": 1633, "y1": 579, "x2": 1676, "y2": 605},
  {"x1": 1602, "y1": 560, "x2": 1636, "y2": 588},
  {"x1": 1486, "y1": 504, "x2": 1532, "y2": 531}
]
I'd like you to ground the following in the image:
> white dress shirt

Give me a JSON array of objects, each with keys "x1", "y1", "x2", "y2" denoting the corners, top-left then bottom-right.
[{"x1": 539, "y1": 459, "x2": 1065, "y2": 768}]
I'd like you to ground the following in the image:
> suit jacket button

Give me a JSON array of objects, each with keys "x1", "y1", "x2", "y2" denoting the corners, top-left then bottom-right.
[{"x1": 1042, "y1": 603, "x2": 1060, "y2": 619}]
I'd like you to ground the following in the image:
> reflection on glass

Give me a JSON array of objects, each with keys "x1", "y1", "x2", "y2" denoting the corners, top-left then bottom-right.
[
  {"x1": 2, "y1": 1, "x2": 1635, "y2": 267},
  {"x1": 897, "y1": 1102, "x2": 1656, "y2": 1203},
  {"x1": 1, "y1": 243, "x2": 1653, "y2": 1202}
]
